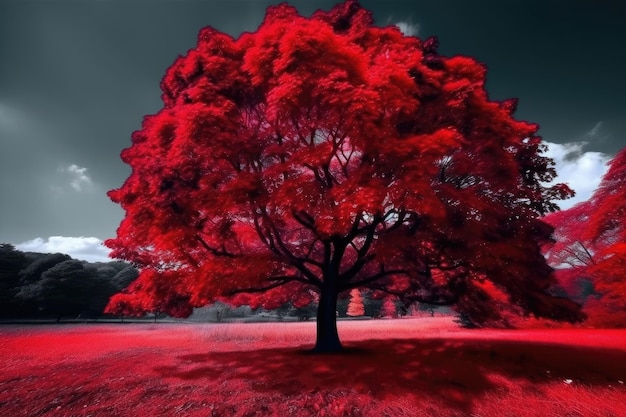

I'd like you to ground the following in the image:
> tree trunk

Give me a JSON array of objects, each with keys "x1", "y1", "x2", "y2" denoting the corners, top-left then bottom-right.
[{"x1": 314, "y1": 282, "x2": 342, "y2": 353}]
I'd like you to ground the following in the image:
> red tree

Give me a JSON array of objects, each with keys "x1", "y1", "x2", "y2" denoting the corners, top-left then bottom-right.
[
  {"x1": 544, "y1": 202, "x2": 596, "y2": 269},
  {"x1": 346, "y1": 289, "x2": 365, "y2": 317},
  {"x1": 106, "y1": 0, "x2": 581, "y2": 351},
  {"x1": 381, "y1": 298, "x2": 397, "y2": 319},
  {"x1": 544, "y1": 147, "x2": 626, "y2": 326}
]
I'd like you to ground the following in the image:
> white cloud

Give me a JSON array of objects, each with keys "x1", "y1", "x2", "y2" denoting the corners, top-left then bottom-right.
[
  {"x1": 16, "y1": 236, "x2": 113, "y2": 263},
  {"x1": 59, "y1": 164, "x2": 93, "y2": 191},
  {"x1": 543, "y1": 141, "x2": 611, "y2": 210},
  {"x1": 396, "y1": 21, "x2": 419, "y2": 37}
]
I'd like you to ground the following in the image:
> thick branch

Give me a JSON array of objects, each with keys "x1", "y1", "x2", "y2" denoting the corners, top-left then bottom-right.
[
  {"x1": 304, "y1": 238, "x2": 322, "y2": 262},
  {"x1": 196, "y1": 234, "x2": 237, "y2": 258},
  {"x1": 339, "y1": 266, "x2": 408, "y2": 292},
  {"x1": 303, "y1": 163, "x2": 326, "y2": 185},
  {"x1": 226, "y1": 274, "x2": 319, "y2": 295},
  {"x1": 251, "y1": 206, "x2": 324, "y2": 277},
  {"x1": 379, "y1": 208, "x2": 408, "y2": 233},
  {"x1": 292, "y1": 210, "x2": 316, "y2": 231},
  {"x1": 261, "y1": 210, "x2": 324, "y2": 273},
  {"x1": 346, "y1": 213, "x2": 364, "y2": 240},
  {"x1": 338, "y1": 253, "x2": 375, "y2": 284}
]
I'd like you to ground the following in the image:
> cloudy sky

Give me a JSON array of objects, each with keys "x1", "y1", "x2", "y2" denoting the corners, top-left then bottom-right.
[{"x1": 1, "y1": 0, "x2": 625, "y2": 262}]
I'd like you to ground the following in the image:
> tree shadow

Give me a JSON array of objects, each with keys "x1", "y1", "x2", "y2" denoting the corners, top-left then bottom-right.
[{"x1": 154, "y1": 337, "x2": 626, "y2": 413}]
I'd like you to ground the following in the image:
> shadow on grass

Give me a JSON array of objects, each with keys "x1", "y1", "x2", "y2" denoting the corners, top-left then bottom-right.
[{"x1": 154, "y1": 338, "x2": 626, "y2": 413}]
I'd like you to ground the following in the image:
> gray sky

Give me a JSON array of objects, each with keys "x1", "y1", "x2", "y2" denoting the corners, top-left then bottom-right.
[{"x1": 1, "y1": 0, "x2": 625, "y2": 261}]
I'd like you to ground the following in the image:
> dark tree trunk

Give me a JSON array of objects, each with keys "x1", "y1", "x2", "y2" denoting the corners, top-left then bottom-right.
[{"x1": 314, "y1": 278, "x2": 342, "y2": 353}]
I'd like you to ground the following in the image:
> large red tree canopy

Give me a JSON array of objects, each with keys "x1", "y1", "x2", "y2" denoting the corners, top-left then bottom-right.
[{"x1": 106, "y1": 0, "x2": 580, "y2": 325}]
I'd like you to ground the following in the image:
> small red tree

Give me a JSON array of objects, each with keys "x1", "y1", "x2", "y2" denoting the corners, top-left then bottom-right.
[
  {"x1": 106, "y1": 0, "x2": 581, "y2": 351},
  {"x1": 544, "y1": 147, "x2": 626, "y2": 326},
  {"x1": 346, "y1": 289, "x2": 365, "y2": 317},
  {"x1": 381, "y1": 298, "x2": 397, "y2": 318}
]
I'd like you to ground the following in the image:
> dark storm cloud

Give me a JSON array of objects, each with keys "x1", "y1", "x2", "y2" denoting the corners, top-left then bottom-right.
[{"x1": 1, "y1": 0, "x2": 625, "y2": 256}]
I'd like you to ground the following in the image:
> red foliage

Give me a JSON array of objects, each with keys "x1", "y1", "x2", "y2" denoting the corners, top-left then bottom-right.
[
  {"x1": 106, "y1": 1, "x2": 581, "y2": 346},
  {"x1": 381, "y1": 298, "x2": 397, "y2": 318},
  {"x1": 346, "y1": 289, "x2": 365, "y2": 317},
  {"x1": 544, "y1": 147, "x2": 626, "y2": 327}
]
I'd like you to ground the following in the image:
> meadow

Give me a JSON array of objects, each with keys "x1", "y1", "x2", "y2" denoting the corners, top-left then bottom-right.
[{"x1": 1, "y1": 318, "x2": 625, "y2": 416}]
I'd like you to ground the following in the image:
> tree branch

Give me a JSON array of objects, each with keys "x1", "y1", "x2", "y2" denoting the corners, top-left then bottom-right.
[
  {"x1": 339, "y1": 265, "x2": 408, "y2": 292},
  {"x1": 292, "y1": 210, "x2": 316, "y2": 231},
  {"x1": 226, "y1": 274, "x2": 318, "y2": 295},
  {"x1": 303, "y1": 163, "x2": 326, "y2": 185},
  {"x1": 260, "y1": 209, "x2": 323, "y2": 274},
  {"x1": 196, "y1": 234, "x2": 237, "y2": 258},
  {"x1": 577, "y1": 241, "x2": 596, "y2": 266},
  {"x1": 338, "y1": 253, "x2": 375, "y2": 283}
]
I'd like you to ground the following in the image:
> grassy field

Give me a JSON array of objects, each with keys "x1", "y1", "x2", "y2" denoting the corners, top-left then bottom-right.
[{"x1": 1, "y1": 317, "x2": 625, "y2": 416}]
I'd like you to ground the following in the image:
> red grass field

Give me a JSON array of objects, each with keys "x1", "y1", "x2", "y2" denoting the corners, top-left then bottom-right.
[{"x1": 1, "y1": 318, "x2": 625, "y2": 416}]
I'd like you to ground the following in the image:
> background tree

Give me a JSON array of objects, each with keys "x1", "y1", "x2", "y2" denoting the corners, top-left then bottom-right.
[
  {"x1": 293, "y1": 302, "x2": 317, "y2": 321},
  {"x1": 12, "y1": 252, "x2": 71, "y2": 316},
  {"x1": 336, "y1": 295, "x2": 350, "y2": 317},
  {"x1": 79, "y1": 262, "x2": 129, "y2": 318},
  {"x1": 381, "y1": 298, "x2": 397, "y2": 318},
  {"x1": 0, "y1": 246, "x2": 139, "y2": 320},
  {"x1": 361, "y1": 291, "x2": 383, "y2": 319},
  {"x1": 544, "y1": 146, "x2": 626, "y2": 327},
  {"x1": 544, "y1": 202, "x2": 596, "y2": 269},
  {"x1": 543, "y1": 202, "x2": 600, "y2": 310},
  {"x1": 417, "y1": 302, "x2": 437, "y2": 317},
  {"x1": 17, "y1": 252, "x2": 71, "y2": 286},
  {"x1": 111, "y1": 266, "x2": 140, "y2": 291},
  {"x1": 106, "y1": 0, "x2": 581, "y2": 351},
  {"x1": 17, "y1": 260, "x2": 99, "y2": 320},
  {"x1": 346, "y1": 288, "x2": 365, "y2": 317},
  {"x1": 0, "y1": 244, "x2": 30, "y2": 317},
  {"x1": 585, "y1": 147, "x2": 626, "y2": 325}
]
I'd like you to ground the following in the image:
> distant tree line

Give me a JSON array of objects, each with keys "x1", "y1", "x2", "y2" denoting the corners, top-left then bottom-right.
[
  {"x1": 0, "y1": 243, "x2": 139, "y2": 321},
  {"x1": 0, "y1": 242, "x2": 451, "y2": 323}
]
